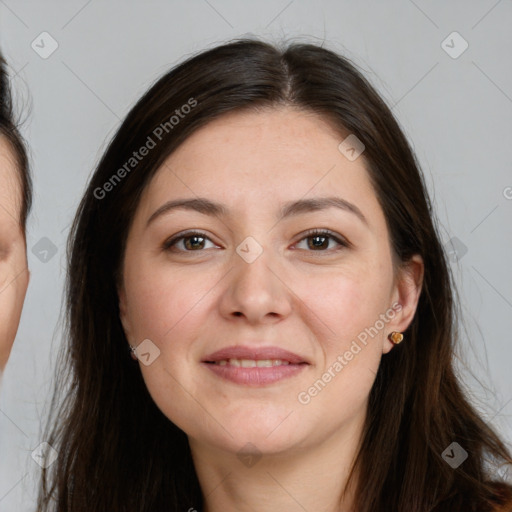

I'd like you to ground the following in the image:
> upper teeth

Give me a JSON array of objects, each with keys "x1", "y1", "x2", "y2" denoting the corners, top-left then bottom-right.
[{"x1": 214, "y1": 359, "x2": 290, "y2": 367}]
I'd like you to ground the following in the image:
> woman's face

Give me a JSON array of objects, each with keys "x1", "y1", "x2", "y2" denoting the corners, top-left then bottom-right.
[
  {"x1": 118, "y1": 107, "x2": 423, "y2": 456},
  {"x1": 0, "y1": 136, "x2": 29, "y2": 373}
]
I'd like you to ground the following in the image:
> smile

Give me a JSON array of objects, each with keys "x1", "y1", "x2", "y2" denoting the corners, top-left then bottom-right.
[{"x1": 202, "y1": 359, "x2": 308, "y2": 386}]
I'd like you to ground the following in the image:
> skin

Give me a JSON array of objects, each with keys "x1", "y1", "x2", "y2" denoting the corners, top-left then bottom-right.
[
  {"x1": 0, "y1": 136, "x2": 29, "y2": 376},
  {"x1": 118, "y1": 106, "x2": 424, "y2": 512}
]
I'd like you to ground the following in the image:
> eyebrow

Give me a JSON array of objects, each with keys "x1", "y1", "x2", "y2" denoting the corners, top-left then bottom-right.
[{"x1": 146, "y1": 196, "x2": 368, "y2": 228}]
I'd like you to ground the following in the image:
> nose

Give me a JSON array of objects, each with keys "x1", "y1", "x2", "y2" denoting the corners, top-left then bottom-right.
[{"x1": 218, "y1": 243, "x2": 292, "y2": 325}]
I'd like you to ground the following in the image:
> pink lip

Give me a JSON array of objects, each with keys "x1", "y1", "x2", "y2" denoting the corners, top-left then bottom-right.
[
  {"x1": 202, "y1": 345, "x2": 308, "y2": 364},
  {"x1": 202, "y1": 363, "x2": 307, "y2": 386},
  {"x1": 201, "y1": 345, "x2": 310, "y2": 386}
]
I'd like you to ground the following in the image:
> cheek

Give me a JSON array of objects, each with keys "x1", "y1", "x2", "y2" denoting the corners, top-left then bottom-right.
[
  {"x1": 124, "y1": 259, "x2": 220, "y2": 345},
  {"x1": 293, "y1": 263, "x2": 394, "y2": 412},
  {"x1": 291, "y1": 260, "x2": 394, "y2": 353},
  {"x1": 126, "y1": 263, "x2": 219, "y2": 433}
]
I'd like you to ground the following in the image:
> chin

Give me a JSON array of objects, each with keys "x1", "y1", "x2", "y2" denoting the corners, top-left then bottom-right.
[
  {"x1": 210, "y1": 429, "x2": 303, "y2": 458},
  {"x1": 216, "y1": 410, "x2": 306, "y2": 452}
]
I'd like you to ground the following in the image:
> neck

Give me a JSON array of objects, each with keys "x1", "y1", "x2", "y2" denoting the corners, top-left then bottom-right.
[{"x1": 189, "y1": 410, "x2": 365, "y2": 512}]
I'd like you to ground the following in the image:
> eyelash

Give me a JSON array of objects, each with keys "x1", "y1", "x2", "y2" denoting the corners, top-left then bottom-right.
[{"x1": 162, "y1": 228, "x2": 349, "y2": 254}]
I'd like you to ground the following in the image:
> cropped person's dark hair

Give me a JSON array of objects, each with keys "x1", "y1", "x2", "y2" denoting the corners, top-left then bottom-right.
[
  {"x1": 37, "y1": 37, "x2": 512, "y2": 512},
  {"x1": 0, "y1": 51, "x2": 32, "y2": 233}
]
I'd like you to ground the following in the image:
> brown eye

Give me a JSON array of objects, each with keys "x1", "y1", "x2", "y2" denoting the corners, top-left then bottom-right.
[
  {"x1": 295, "y1": 229, "x2": 348, "y2": 252},
  {"x1": 163, "y1": 231, "x2": 216, "y2": 252},
  {"x1": 162, "y1": 229, "x2": 349, "y2": 254}
]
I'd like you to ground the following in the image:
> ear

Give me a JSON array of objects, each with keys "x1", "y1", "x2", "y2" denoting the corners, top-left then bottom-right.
[{"x1": 382, "y1": 254, "x2": 424, "y2": 354}]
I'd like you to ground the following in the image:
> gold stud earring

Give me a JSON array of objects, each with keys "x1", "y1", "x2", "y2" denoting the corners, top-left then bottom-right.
[{"x1": 388, "y1": 331, "x2": 404, "y2": 345}]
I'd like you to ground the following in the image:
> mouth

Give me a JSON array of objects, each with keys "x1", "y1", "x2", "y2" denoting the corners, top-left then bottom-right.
[
  {"x1": 204, "y1": 358, "x2": 303, "y2": 367},
  {"x1": 201, "y1": 345, "x2": 310, "y2": 386}
]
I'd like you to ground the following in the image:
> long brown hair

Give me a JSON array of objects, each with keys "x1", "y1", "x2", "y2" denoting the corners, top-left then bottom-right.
[{"x1": 36, "y1": 37, "x2": 512, "y2": 511}]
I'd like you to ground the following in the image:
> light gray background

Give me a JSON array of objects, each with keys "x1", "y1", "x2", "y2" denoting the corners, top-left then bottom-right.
[{"x1": 0, "y1": 1, "x2": 511, "y2": 509}]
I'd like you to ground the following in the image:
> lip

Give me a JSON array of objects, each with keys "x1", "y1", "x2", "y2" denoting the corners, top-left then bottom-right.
[
  {"x1": 201, "y1": 345, "x2": 310, "y2": 386},
  {"x1": 202, "y1": 345, "x2": 308, "y2": 364},
  {"x1": 202, "y1": 363, "x2": 307, "y2": 386}
]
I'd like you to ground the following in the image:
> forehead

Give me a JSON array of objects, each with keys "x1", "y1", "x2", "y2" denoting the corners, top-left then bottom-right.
[
  {"x1": 0, "y1": 136, "x2": 22, "y2": 223},
  {"x1": 137, "y1": 107, "x2": 383, "y2": 228},
  {"x1": 163, "y1": 106, "x2": 349, "y2": 174}
]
